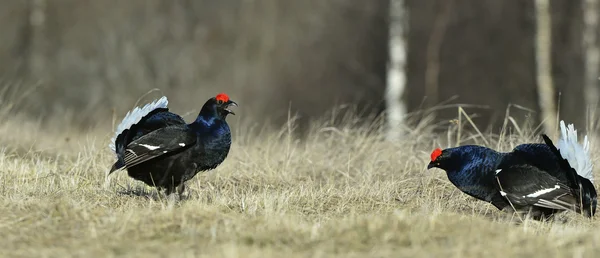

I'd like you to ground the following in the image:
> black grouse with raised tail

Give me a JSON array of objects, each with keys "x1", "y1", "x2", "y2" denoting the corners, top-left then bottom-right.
[
  {"x1": 108, "y1": 93, "x2": 237, "y2": 197},
  {"x1": 427, "y1": 120, "x2": 596, "y2": 218}
]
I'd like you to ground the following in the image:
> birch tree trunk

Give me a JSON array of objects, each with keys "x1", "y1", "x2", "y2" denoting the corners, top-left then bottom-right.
[
  {"x1": 583, "y1": 0, "x2": 600, "y2": 111},
  {"x1": 28, "y1": 0, "x2": 47, "y2": 78},
  {"x1": 534, "y1": 0, "x2": 557, "y2": 137},
  {"x1": 385, "y1": 0, "x2": 408, "y2": 141}
]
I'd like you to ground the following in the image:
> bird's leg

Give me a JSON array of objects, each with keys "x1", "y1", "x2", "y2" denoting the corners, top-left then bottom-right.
[
  {"x1": 176, "y1": 183, "x2": 186, "y2": 198},
  {"x1": 165, "y1": 186, "x2": 180, "y2": 203},
  {"x1": 164, "y1": 185, "x2": 174, "y2": 196}
]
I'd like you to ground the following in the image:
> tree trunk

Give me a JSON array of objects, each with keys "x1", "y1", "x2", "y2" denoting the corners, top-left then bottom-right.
[
  {"x1": 583, "y1": 0, "x2": 600, "y2": 113},
  {"x1": 385, "y1": 0, "x2": 408, "y2": 141},
  {"x1": 535, "y1": 0, "x2": 557, "y2": 137},
  {"x1": 28, "y1": 0, "x2": 46, "y2": 78},
  {"x1": 424, "y1": 1, "x2": 452, "y2": 110}
]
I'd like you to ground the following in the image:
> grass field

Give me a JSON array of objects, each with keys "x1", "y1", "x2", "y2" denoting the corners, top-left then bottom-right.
[{"x1": 1, "y1": 109, "x2": 600, "y2": 258}]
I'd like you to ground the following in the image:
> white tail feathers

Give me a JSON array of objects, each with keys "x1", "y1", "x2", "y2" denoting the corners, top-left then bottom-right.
[
  {"x1": 109, "y1": 96, "x2": 169, "y2": 152},
  {"x1": 557, "y1": 120, "x2": 594, "y2": 182}
]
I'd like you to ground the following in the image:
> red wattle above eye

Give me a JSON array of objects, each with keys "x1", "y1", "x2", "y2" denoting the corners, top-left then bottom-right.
[{"x1": 431, "y1": 148, "x2": 442, "y2": 161}]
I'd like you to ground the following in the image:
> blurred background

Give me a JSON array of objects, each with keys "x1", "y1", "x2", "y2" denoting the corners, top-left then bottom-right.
[{"x1": 0, "y1": 0, "x2": 597, "y2": 136}]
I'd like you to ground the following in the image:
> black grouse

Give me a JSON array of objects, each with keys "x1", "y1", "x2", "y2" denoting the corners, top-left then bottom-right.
[
  {"x1": 108, "y1": 93, "x2": 237, "y2": 197},
  {"x1": 427, "y1": 120, "x2": 597, "y2": 218}
]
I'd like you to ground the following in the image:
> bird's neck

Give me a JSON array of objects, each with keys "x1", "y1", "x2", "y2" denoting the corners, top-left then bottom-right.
[
  {"x1": 193, "y1": 101, "x2": 220, "y2": 124},
  {"x1": 189, "y1": 114, "x2": 225, "y2": 132},
  {"x1": 189, "y1": 115, "x2": 231, "y2": 152}
]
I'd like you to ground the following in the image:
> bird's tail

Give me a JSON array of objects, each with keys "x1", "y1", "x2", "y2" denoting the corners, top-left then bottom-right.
[
  {"x1": 109, "y1": 96, "x2": 169, "y2": 152},
  {"x1": 557, "y1": 120, "x2": 594, "y2": 182},
  {"x1": 542, "y1": 134, "x2": 597, "y2": 217}
]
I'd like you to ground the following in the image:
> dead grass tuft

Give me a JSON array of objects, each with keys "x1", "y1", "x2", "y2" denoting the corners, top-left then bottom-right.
[{"x1": 0, "y1": 105, "x2": 599, "y2": 257}]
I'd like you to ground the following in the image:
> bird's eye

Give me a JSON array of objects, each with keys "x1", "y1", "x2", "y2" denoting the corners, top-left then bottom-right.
[{"x1": 217, "y1": 100, "x2": 223, "y2": 104}]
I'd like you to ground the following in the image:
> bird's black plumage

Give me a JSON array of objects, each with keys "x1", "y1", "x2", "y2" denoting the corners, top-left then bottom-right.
[
  {"x1": 427, "y1": 121, "x2": 597, "y2": 218},
  {"x1": 495, "y1": 135, "x2": 597, "y2": 217},
  {"x1": 427, "y1": 145, "x2": 510, "y2": 210},
  {"x1": 109, "y1": 93, "x2": 237, "y2": 196}
]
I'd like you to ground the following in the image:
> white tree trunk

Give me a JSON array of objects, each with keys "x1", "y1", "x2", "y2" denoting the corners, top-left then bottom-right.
[
  {"x1": 29, "y1": 0, "x2": 46, "y2": 77},
  {"x1": 583, "y1": 0, "x2": 600, "y2": 110},
  {"x1": 534, "y1": 0, "x2": 557, "y2": 137},
  {"x1": 385, "y1": 0, "x2": 408, "y2": 141}
]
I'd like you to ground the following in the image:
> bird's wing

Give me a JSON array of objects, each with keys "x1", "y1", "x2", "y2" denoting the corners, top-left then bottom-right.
[
  {"x1": 540, "y1": 134, "x2": 583, "y2": 189},
  {"x1": 112, "y1": 108, "x2": 187, "y2": 155},
  {"x1": 495, "y1": 158, "x2": 577, "y2": 211},
  {"x1": 118, "y1": 125, "x2": 196, "y2": 170}
]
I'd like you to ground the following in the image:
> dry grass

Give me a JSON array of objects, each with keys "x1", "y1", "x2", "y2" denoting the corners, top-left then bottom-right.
[{"x1": 1, "y1": 109, "x2": 600, "y2": 258}]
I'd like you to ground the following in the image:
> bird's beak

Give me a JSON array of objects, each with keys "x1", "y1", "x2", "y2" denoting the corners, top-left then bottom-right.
[
  {"x1": 427, "y1": 162, "x2": 436, "y2": 169},
  {"x1": 225, "y1": 100, "x2": 238, "y2": 115}
]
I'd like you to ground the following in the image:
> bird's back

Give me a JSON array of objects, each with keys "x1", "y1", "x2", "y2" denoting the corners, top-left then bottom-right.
[{"x1": 510, "y1": 143, "x2": 569, "y2": 183}]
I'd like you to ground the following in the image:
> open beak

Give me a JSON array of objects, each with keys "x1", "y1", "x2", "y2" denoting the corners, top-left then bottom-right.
[{"x1": 225, "y1": 101, "x2": 238, "y2": 115}]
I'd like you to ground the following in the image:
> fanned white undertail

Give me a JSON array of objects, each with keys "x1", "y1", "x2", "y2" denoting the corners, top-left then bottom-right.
[
  {"x1": 557, "y1": 120, "x2": 594, "y2": 182},
  {"x1": 109, "y1": 96, "x2": 169, "y2": 152}
]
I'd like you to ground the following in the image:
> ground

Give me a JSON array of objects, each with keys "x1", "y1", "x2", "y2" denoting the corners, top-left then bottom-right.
[{"x1": 0, "y1": 113, "x2": 599, "y2": 258}]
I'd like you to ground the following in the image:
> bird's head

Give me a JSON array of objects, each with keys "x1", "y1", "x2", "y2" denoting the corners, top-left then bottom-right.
[
  {"x1": 200, "y1": 93, "x2": 238, "y2": 119},
  {"x1": 427, "y1": 145, "x2": 493, "y2": 172},
  {"x1": 214, "y1": 93, "x2": 237, "y2": 117},
  {"x1": 427, "y1": 148, "x2": 448, "y2": 170}
]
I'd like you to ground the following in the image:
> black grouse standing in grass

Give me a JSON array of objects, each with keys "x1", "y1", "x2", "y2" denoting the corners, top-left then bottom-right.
[
  {"x1": 108, "y1": 93, "x2": 237, "y2": 197},
  {"x1": 427, "y1": 120, "x2": 597, "y2": 218}
]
